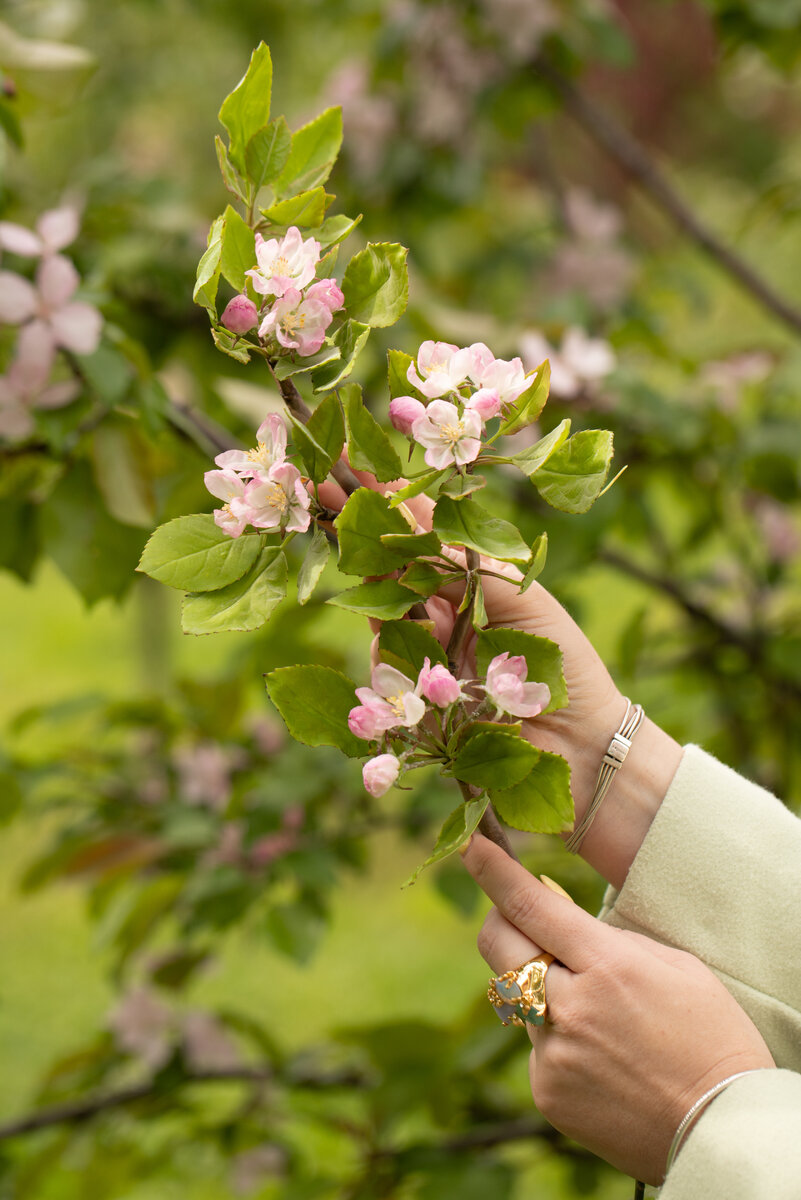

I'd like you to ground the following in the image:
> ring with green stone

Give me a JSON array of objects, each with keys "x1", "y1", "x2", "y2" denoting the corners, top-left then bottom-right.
[{"x1": 487, "y1": 953, "x2": 554, "y2": 1028}]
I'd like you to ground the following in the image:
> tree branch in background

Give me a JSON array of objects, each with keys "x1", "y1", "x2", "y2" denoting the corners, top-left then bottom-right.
[{"x1": 532, "y1": 55, "x2": 801, "y2": 339}]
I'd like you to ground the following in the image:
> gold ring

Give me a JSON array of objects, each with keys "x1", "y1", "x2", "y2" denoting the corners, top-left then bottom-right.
[{"x1": 487, "y1": 953, "x2": 554, "y2": 1028}]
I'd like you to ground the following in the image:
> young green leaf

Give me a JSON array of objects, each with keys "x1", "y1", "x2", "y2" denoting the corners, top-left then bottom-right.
[
  {"x1": 506, "y1": 417, "x2": 571, "y2": 476},
  {"x1": 311, "y1": 320, "x2": 371, "y2": 392},
  {"x1": 327, "y1": 579, "x2": 419, "y2": 620},
  {"x1": 245, "y1": 116, "x2": 291, "y2": 191},
  {"x1": 400, "y1": 561, "x2": 457, "y2": 597},
  {"x1": 518, "y1": 532, "x2": 548, "y2": 591},
  {"x1": 218, "y1": 43, "x2": 273, "y2": 174},
  {"x1": 315, "y1": 213, "x2": 363, "y2": 249},
  {"x1": 193, "y1": 214, "x2": 225, "y2": 313},
  {"x1": 379, "y1": 530, "x2": 442, "y2": 558},
  {"x1": 439, "y1": 473, "x2": 487, "y2": 501},
  {"x1": 497, "y1": 360, "x2": 551, "y2": 436},
  {"x1": 137, "y1": 514, "x2": 261, "y2": 592},
  {"x1": 212, "y1": 328, "x2": 252, "y2": 363},
  {"x1": 341, "y1": 243, "x2": 409, "y2": 328},
  {"x1": 274, "y1": 106, "x2": 343, "y2": 197},
  {"x1": 288, "y1": 414, "x2": 337, "y2": 484},
  {"x1": 446, "y1": 719, "x2": 522, "y2": 757},
  {"x1": 450, "y1": 729, "x2": 540, "y2": 791},
  {"x1": 265, "y1": 664, "x2": 362, "y2": 757},
  {"x1": 404, "y1": 795, "x2": 489, "y2": 886},
  {"x1": 220, "y1": 205, "x2": 256, "y2": 292},
  {"x1": 533, "y1": 430, "x2": 615, "y2": 514},
  {"x1": 181, "y1": 548, "x2": 287, "y2": 634},
  {"x1": 215, "y1": 135, "x2": 247, "y2": 203},
  {"x1": 490, "y1": 750, "x2": 573, "y2": 834},
  {"x1": 297, "y1": 526, "x2": 330, "y2": 605},
  {"x1": 335, "y1": 488, "x2": 411, "y2": 575},
  {"x1": 387, "y1": 470, "x2": 447, "y2": 506},
  {"x1": 388, "y1": 348, "x2": 424, "y2": 401},
  {"x1": 341, "y1": 383, "x2": 403, "y2": 482},
  {"x1": 306, "y1": 391, "x2": 346, "y2": 466},
  {"x1": 261, "y1": 186, "x2": 329, "y2": 228},
  {"x1": 433, "y1": 496, "x2": 531, "y2": 565},
  {"x1": 378, "y1": 620, "x2": 448, "y2": 675},
  {"x1": 472, "y1": 576, "x2": 487, "y2": 630},
  {"x1": 475, "y1": 627, "x2": 567, "y2": 713}
]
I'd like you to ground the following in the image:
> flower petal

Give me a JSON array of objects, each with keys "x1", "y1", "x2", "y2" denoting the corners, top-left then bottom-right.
[
  {"x1": 0, "y1": 272, "x2": 38, "y2": 323},
  {"x1": 0, "y1": 222, "x2": 43, "y2": 256},
  {"x1": 37, "y1": 254, "x2": 80, "y2": 308},
  {"x1": 37, "y1": 207, "x2": 80, "y2": 252}
]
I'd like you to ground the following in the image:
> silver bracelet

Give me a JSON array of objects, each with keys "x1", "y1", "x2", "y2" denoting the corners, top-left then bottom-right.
[
  {"x1": 664, "y1": 1070, "x2": 761, "y2": 1177},
  {"x1": 564, "y1": 698, "x2": 644, "y2": 854}
]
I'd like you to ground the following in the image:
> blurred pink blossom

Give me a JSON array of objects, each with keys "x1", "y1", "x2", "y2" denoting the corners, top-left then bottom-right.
[
  {"x1": 182, "y1": 1011, "x2": 241, "y2": 1071},
  {"x1": 0, "y1": 322, "x2": 80, "y2": 439},
  {"x1": 521, "y1": 327, "x2": 616, "y2": 398},
  {"x1": 0, "y1": 205, "x2": 80, "y2": 258},
  {"x1": 0, "y1": 254, "x2": 102, "y2": 363},
  {"x1": 108, "y1": 988, "x2": 173, "y2": 1070},
  {"x1": 173, "y1": 741, "x2": 240, "y2": 810}
]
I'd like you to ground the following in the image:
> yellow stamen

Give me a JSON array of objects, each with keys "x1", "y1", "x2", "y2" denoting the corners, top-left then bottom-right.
[
  {"x1": 266, "y1": 482, "x2": 288, "y2": 513},
  {"x1": 440, "y1": 421, "x2": 465, "y2": 446},
  {"x1": 386, "y1": 692, "x2": 407, "y2": 718}
]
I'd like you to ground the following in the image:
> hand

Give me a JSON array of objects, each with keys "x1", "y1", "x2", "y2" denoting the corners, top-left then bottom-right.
[{"x1": 461, "y1": 834, "x2": 775, "y2": 1184}]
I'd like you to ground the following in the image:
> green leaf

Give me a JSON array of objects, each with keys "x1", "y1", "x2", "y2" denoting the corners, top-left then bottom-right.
[
  {"x1": 265, "y1": 664, "x2": 362, "y2": 756},
  {"x1": 451, "y1": 729, "x2": 539, "y2": 791},
  {"x1": 433, "y1": 496, "x2": 531, "y2": 564},
  {"x1": 475, "y1": 627, "x2": 567, "y2": 714},
  {"x1": 215, "y1": 135, "x2": 246, "y2": 202},
  {"x1": 181, "y1": 548, "x2": 287, "y2": 634},
  {"x1": 315, "y1": 213, "x2": 363, "y2": 249},
  {"x1": 506, "y1": 417, "x2": 571, "y2": 476},
  {"x1": 261, "y1": 186, "x2": 329, "y2": 228},
  {"x1": 193, "y1": 214, "x2": 224, "y2": 313},
  {"x1": 90, "y1": 422, "x2": 155, "y2": 529},
  {"x1": 218, "y1": 42, "x2": 273, "y2": 174},
  {"x1": 212, "y1": 327, "x2": 252, "y2": 363},
  {"x1": 307, "y1": 391, "x2": 346, "y2": 467},
  {"x1": 490, "y1": 750, "x2": 573, "y2": 834},
  {"x1": 447, "y1": 719, "x2": 522, "y2": 757},
  {"x1": 220, "y1": 205, "x2": 256, "y2": 292},
  {"x1": 341, "y1": 243, "x2": 409, "y2": 328},
  {"x1": 311, "y1": 320, "x2": 371, "y2": 392},
  {"x1": 288, "y1": 414, "x2": 336, "y2": 484},
  {"x1": 404, "y1": 796, "x2": 489, "y2": 886},
  {"x1": 378, "y1": 620, "x2": 448, "y2": 676},
  {"x1": 533, "y1": 430, "x2": 615, "y2": 514},
  {"x1": 387, "y1": 470, "x2": 447, "y2": 506},
  {"x1": 275, "y1": 106, "x2": 343, "y2": 197},
  {"x1": 497, "y1": 361, "x2": 550, "y2": 436},
  {"x1": 472, "y1": 576, "x2": 487, "y2": 630},
  {"x1": 297, "y1": 526, "x2": 330, "y2": 605},
  {"x1": 439, "y1": 473, "x2": 487, "y2": 501},
  {"x1": 334, "y1": 488, "x2": 411, "y2": 575},
  {"x1": 272, "y1": 344, "x2": 340, "y2": 380},
  {"x1": 245, "y1": 116, "x2": 291, "y2": 191},
  {"x1": 341, "y1": 383, "x2": 403, "y2": 482},
  {"x1": 400, "y1": 561, "x2": 458, "y2": 597},
  {"x1": 518, "y1": 533, "x2": 548, "y2": 591},
  {"x1": 137, "y1": 514, "x2": 261, "y2": 592},
  {"x1": 379, "y1": 530, "x2": 442, "y2": 558},
  {"x1": 388, "y1": 348, "x2": 424, "y2": 400},
  {"x1": 0, "y1": 96, "x2": 23, "y2": 147},
  {"x1": 327, "y1": 579, "x2": 419, "y2": 620}
]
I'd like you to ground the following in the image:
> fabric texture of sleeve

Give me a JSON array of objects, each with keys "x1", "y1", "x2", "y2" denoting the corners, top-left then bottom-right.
[
  {"x1": 660, "y1": 1069, "x2": 801, "y2": 1198},
  {"x1": 598, "y1": 744, "x2": 801, "y2": 1071}
]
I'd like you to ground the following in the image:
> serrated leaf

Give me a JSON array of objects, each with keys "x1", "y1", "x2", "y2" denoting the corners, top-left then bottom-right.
[
  {"x1": 311, "y1": 320, "x2": 371, "y2": 392},
  {"x1": 275, "y1": 106, "x2": 343, "y2": 197},
  {"x1": 518, "y1": 533, "x2": 548, "y2": 591},
  {"x1": 400, "y1": 561, "x2": 458, "y2": 597},
  {"x1": 341, "y1": 383, "x2": 403, "y2": 482},
  {"x1": 327, "y1": 579, "x2": 419, "y2": 620},
  {"x1": 137, "y1": 514, "x2": 261, "y2": 592},
  {"x1": 262, "y1": 186, "x2": 329, "y2": 228},
  {"x1": 193, "y1": 214, "x2": 225, "y2": 313},
  {"x1": 439, "y1": 473, "x2": 487, "y2": 501},
  {"x1": 533, "y1": 430, "x2": 615, "y2": 514},
  {"x1": 265, "y1": 664, "x2": 362, "y2": 757},
  {"x1": 490, "y1": 751, "x2": 573, "y2": 834},
  {"x1": 378, "y1": 620, "x2": 448, "y2": 676},
  {"x1": 212, "y1": 327, "x2": 252, "y2": 363},
  {"x1": 182, "y1": 548, "x2": 287, "y2": 635},
  {"x1": 404, "y1": 796, "x2": 489, "y2": 886},
  {"x1": 272, "y1": 344, "x2": 340, "y2": 380},
  {"x1": 218, "y1": 43, "x2": 273, "y2": 174},
  {"x1": 506, "y1": 417, "x2": 571, "y2": 476},
  {"x1": 447, "y1": 719, "x2": 522, "y2": 757},
  {"x1": 475, "y1": 627, "x2": 567, "y2": 714},
  {"x1": 220, "y1": 205, "x2": 256, "y2": 292},
  {"x1": 341, "y1": 243, "x2": 409, "y2": 328},
  {"x1": 245, "y1": 116, "x2": 291, "y2": 191},
  {"x1": 307, "y1": 391, "x2": 346, "y2": 467},
  {"x1": 379, "y1": 530, "x2": 442, "y2": 558},
  {"x1": 387, "y1": 469, "x2": 447, "y2": 506},
  {"x1": 316, "y1": 213, "x2": 362, "y2": 248},
  {"x1": 288, "y1": 414, "x2": 336, "y2": 484},
  {"x1": 433, "y1": 496, "x2": 530, "y2": 565},
  {"x1": 297, "y1": 526, "x2": 330, "y2": 605},
  {"x1": 450, "y1": 729, "x2": 539, "y2": 791},
  {"x1": 497, "y1": 361, "x2": 550, "y2": 436},
  {"x1": 334, "y1": 488, "x2": 410, "y2": 575}
]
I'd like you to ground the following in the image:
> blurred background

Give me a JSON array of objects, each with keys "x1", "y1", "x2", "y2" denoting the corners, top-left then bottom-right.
[{"x1": 1, "y1": 0, "x2": 801, "y2": 1196}]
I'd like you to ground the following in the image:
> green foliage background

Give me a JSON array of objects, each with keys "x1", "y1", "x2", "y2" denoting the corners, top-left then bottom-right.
[{"x1": 1, "y1": 1, "x2": 801, "y2": 1196}]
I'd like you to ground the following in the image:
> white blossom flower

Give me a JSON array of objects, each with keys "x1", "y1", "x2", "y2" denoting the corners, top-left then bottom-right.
[
  {"x1": 246, "y1": 226, "x2": 320, "y2": 298},
  {"x1": 411, "y1": 399, "x2": 483, "y2": 469}
]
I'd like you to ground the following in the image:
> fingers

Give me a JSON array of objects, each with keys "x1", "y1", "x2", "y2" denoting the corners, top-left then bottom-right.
[
  {"x1": 478, "y1": 906, "x2": 542, "y2": 974},
  {"x1": 461, "y1": 834, "x2": 614, "y2": 972}
]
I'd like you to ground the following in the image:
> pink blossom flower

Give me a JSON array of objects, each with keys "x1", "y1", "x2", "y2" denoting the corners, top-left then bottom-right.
[
  {"x1": 246, "y1": 226, "x2": 320, "y2": 298},
  {"x1": 407, "y1": 340, "x2": 472, "y2": 398},
  {"x1": 411, "y1": 399, "x2": 482, "y2": 469},
  {"x1": 214, "y1": 414, "x2": 287, "y2": 480},
  {"x1": 182, "y1": 1012, "x2": 240, "y2": 1072},
  {"x1": 305, "y1": 277, "x2": 345, "y2": 313},
  {"x1": 0, "y1": 205, "x2": 80, "y2": 258},
  {"x1": 363, "y1": 753, "x2": 401, "y2": 796},
  {"x1": 220, "y1": 294, "x2": 259, "y2": 335},
  {"x1": 520, "y1": 327, "x2": 615, "y2": 399},
  {"x1": 258, "y1": 287, "x2": 334, "y2": 356},
  {"x1": 389, "y1": 394, "x2": 426, "y2": 435},
  {"x1": 484, "y1": 652, "x2": 550, "y2": 719},
  {"x1": 465, "y1": 387, "x2": 502, "y2": 424},
  {"x1": 0, "y1": 322, "x2": 80, "y2": 440},
  {"x1": 244, "y1": 461, "x2": 311, "y2": 533},
  {"x1": 0, "y1": 254, "x2": 102, "y2": 366},
  {"x1": 108, "y1": 988, "x2": 173, "y2": 1070},
  {"x1": 465, "y1": 342, "x2": 497, "y2": 386},
  {"x1": 417, "y1": 658, "x2": 463, "y2": 706},
  {"x1": 204, "y1": 468, "x2": 251, "y2": 538},
  {"x1": 475, "y1": 355, "x2": 529, "y2": 407},
  {"x1": 350, "y1": 664, "x2": 426, "y2": 735}
]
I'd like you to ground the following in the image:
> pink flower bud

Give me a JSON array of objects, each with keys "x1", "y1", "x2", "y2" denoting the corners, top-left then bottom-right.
[
  {"x1": 417, "y1": 657, "x2": 462, "y2": 706},
  {"x1": 466, "y1": 387, "x2": 502, "y2": 423},
  {"x1": 362, "y1": 753, "x2": 401, "y2": 797},
  {"x1": 348, "y1": 705, "x2": 385, "y2": 740},
  {"x1": 305, "y1": 278, "x2": 345, "y2": 313},
  {"x1": 220, "y1": 294, "x2": 259, "y2": 335},
  {"x1": 389, "y1": 395, "x2": 426, "y2": 436}
]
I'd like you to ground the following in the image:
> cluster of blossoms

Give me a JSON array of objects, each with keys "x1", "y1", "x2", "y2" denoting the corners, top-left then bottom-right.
[
  {"x1": 389, "y1": 340, "x2": 531, "y2": 469},
  {"x1": 0, "y1": 206, "x2": 102, "y2": 439},
  {"x1": 219, "y1": 226, "x2": 344, "y2": 357},
  {"x1": 204, "y1": 413, "x2": 311, "y2": 538},
  {"x1": 349, "y1": 653, "x2": 550, "y2": 797},
  {"x1": 520, "y1": 326, "x2": 615, "y2": 400}
]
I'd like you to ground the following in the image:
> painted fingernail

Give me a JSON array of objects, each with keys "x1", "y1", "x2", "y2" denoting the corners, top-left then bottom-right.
[
  {"x1": 459, "y1": 836, "x2": 473, "y2": 857},
  {"x1": 540, "y1": 874, "x2": 574, "y2": 902}
]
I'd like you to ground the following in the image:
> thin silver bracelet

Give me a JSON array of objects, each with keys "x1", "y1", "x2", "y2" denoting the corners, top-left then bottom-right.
[
  {"x1": 565, "y1": 698, "x2": 644, "y2": 854},
  {"x1": 664, "y1": 1070, "x2": 761, "y2": 1177}
]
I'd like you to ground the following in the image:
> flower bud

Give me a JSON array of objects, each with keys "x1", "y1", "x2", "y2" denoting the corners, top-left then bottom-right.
[
  {"x1": 417, "y1": 658, "x2": 462, "y2": 706},
  {"x1": 389, "y1": 395, "x2": 426, "y2": 436},
  {"x1": 466, "y1": 387, "x2": 502, "y2": 423},
  {"x1": 362, "y1": 753, "x2": 401, "y2": 797},
  {"x1": 305, "y1": 278, "x2": 345, "y2": 313},
  {"x1": 220, "y1": 294, "x2": 259, "y2": 335},
  {"x1": 348, "y1": 705, "x2": 385, "y2": 741}
]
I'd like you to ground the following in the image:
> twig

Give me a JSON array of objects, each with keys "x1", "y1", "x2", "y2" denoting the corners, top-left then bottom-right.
[
  {"x1": 531, "y1": 54, "x2": 801, "y2": 339},
  {"x1": 271, "y1": 371, "x2": 362, "y2": 496},
  {"x1": 371, "y1": 1114, "x2": 599, "y2": 1161}
]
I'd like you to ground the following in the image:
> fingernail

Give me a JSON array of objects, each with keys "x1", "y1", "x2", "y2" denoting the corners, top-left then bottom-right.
[
  {"x1": 540, "y1": 874, "x2": 574, "y2": 902},
  {"x1": 459, "y1": 836, "x2": 473, "y2": 857}
]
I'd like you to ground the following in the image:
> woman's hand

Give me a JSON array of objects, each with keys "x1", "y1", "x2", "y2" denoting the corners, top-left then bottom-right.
[{"x1": 461, "y1": 833, "x2": 775, "y2": 1184}]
